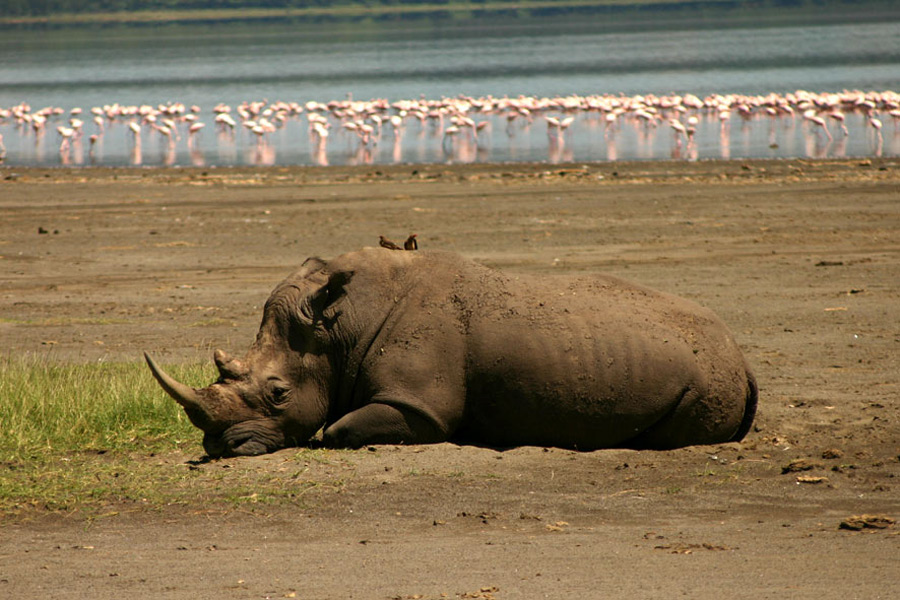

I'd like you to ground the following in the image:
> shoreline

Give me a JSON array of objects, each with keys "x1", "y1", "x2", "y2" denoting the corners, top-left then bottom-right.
[{"x1": 3, "y1": 156, "x2": 898, "y2": 187}]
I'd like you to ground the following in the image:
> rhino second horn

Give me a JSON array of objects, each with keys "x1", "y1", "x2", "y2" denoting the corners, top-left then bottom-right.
[
  {"x1": 144, "y1": 352, "x2": 211, "y2": 418},
  {"x1": 214, "y1": 349, "x2": 248, "y2": 380}
]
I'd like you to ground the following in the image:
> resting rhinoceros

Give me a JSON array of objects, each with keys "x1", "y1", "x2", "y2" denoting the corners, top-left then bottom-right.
[{"x1": 146, "y1": 248, "x2": 757, "y2": 457}]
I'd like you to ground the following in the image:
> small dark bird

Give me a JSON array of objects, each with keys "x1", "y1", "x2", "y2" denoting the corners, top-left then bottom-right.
[
  {"x1": 404, "y1": 234, "x2": 418, "y2": 250},
  {"x1": 379, "y1": 235, "x2": 402, "y2": 250}
]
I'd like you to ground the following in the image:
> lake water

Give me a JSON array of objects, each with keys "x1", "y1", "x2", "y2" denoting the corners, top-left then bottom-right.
[{"x1": 2, "y1": 11, "x2": 899, "y2": 167}]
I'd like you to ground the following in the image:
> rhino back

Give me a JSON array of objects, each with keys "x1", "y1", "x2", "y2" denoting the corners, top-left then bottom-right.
[
  {"x1": 452, "y1": 271, "x2": 747, "y2": 449},
  {"x1": 333, "y1": 250, "x2": 751, "y2": 449}
]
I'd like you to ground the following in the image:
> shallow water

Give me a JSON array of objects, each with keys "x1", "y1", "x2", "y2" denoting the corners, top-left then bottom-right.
[{"x1": 1, "y1": 13, "x2": 899, "y2": 167}]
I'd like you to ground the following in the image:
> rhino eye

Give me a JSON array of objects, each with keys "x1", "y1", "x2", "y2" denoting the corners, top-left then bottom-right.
[{"x1": 270, "y1": 383, "x2": 291, "y2": 405}]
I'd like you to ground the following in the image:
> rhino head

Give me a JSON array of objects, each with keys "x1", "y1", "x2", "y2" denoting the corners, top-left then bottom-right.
[{"x1": 145, "y1": 256, "x2": 363, "y2": 458}]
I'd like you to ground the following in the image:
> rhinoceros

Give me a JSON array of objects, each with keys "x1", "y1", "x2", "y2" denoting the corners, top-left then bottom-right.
[{"x1": 146, "y1": 248, "x2": 757, "y2": 457}]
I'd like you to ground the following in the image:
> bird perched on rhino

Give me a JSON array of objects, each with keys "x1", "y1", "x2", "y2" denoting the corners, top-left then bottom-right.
[
  {"x1": 379, "y1": 235, "x2": 402, "y2": 250},
  {"x1": 404, "y1": 234, "x2": 418, "y2": 250}
]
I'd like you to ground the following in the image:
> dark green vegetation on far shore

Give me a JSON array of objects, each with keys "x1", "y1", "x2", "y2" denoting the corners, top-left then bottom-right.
[{"x1": 1, "y1": 0, "x2": 896, "y2": 27}]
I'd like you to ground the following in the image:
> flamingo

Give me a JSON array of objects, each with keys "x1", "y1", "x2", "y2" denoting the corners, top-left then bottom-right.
[
  {"x1": 803, "y1": 110, "x2": 832, "y2": 140},
  {"x1": 57, "y1": 126, "x2": 74, "y2": 153},
  {"x1": 868, "y1": 116, "x2": 883, "y2": 143},
  {"x1": 889, "y1": 109, "x2": 900, "y2": 130},
  {"x1": 828, "y1": 111, "x2": 849, "y2": 136},
  {"x1": 669, "y1": 118, "x2": 688, "y2": 143},
  {"x1": 604, "y1": 111, "x2": 618, "y2": 131},
  {"x1": 312, "y1": 121, "x2": 329, "y2": 140},
  {"x1": 182, "y1": 122, "x2": 202, "y2": 151},
  {"x1": 442, "y1": 124, "x2": 464, "y2": 157},
  {"x1": 3, "y1": 88, "x2": 900, "y2": 167},
  {"x1": 355, "y1": 122, "x2": 375, "y2": 145},
  {"x1": 251, "y1": 124, "x2": 267, "y2": 143},
  {"x1": 215, "y1": 113, "x2": 236, "y2": 130},
  {"x1": 31, "y1": 114, "x2": 47, "y2": 134},
  {"x1": 389, "y1": 114, "x2": 404, "y2": 137}
]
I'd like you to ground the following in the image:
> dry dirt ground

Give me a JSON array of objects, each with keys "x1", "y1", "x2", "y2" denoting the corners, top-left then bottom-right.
[{"x1": 1, "y1": 159, "x2": 899, "y2": 599}]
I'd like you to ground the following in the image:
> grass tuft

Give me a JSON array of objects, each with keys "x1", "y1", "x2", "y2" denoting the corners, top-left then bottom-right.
[
  {"x1": 0, "y1": 357, "x2": 347, "y2": 516},
  {"x1": 0, "y1": 355, "x2": 210, "y2": 461}
]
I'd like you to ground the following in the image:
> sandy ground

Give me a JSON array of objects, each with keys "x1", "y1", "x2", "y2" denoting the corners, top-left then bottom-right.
[{"x1": 1, "y1": 159, "x2": 899, "y2": 599}]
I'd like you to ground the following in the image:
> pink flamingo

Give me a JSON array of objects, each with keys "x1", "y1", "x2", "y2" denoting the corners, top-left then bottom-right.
[
  {"x1": 669, "y1": 118, "x2": 688, "y2": 145},
  {"x1": 88, "y1": 134, "x2": 99, "y2": 157},
  {"x1": 442, "y1": 124, "x2": 465, "y2": 157},
  {"x1": 389, "y1": 114, "x2": 404, "y2": 138},
  {"x1": 154, "y1": 124, "x2": 174, "y2": 143},
  {"x1": 868, "y1": 115, "x2": 883, "y2": 141},
  {"x1": 803, "y1": 110, "x2": 832, "y2": 140},
  {"x1": 889, "y1": 109, "x2": 900, "y2": 130},
  {"x1": 828, "y1": 111, "x2": 849, "y2": 136},
  {"x1": 57, "y1": 125, "x2": 74, "y2": 155},
  {"x1": 188, "y1": 122, "x2": 205, "y2": 148}
]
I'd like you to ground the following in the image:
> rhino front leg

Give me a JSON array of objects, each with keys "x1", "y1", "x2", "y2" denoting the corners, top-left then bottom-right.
[{"x1": 322, "y1": 402, "x2": 450, "y2": 449}]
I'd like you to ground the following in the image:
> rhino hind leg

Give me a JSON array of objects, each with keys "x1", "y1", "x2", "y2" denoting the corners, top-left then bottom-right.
[
  {"x1": 727, "y1": 371, "x2": 758, "y2": 443},
  {"x1": 322, "y1": 402, "x2": 449, "y2": 449},
  {"x1": 626, "y1": 376, "x2": 756, "y2": 450}
]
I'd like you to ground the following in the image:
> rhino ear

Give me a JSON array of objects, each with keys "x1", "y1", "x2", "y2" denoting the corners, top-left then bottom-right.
[
  {"x1": 325, "y1": 269, "x2": 354, "y2": 297},
  {"x1": 299, "y1": 257, "x2": 327, "y2": 276},
  {"x1": 297, "y1": 269, "x2": 355, "y2": 326},
  {"x1": 316, "y1": 269, "x2": 355, "y2": 310}
]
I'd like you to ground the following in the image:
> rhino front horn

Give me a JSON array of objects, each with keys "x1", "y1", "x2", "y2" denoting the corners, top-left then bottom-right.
[{"x1": 144, "y1": 353, "x2": 212, "y2": 425}]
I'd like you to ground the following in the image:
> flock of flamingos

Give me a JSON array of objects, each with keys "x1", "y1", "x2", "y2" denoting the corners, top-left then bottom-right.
[{"x1": 0, "y1": 89, "x2": 897, "y2": 167}]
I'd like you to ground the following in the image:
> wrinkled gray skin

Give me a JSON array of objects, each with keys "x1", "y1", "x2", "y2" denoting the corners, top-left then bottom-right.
[{"x1": 146, "y1": 248, "x2": 757, "y2": 458}]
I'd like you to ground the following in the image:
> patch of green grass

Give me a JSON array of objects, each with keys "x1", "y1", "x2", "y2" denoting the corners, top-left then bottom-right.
[
  {"x1": 0, "y1": 450, "x2": 337, "y2": 515},
  {"x1": 1, "y1": 452, "x2": 195, "y2": 512},
  {"x1": 0, "y1": 356, "x2": 206, "y2": 514},
  {"x1": 188, "y1": 318, "x2": 235, "y2": 327},
  {"x1": 0, "y1": 357, "x2": 356, "y2": 516},
  {"x1": 0, "y1": 317, "x2": 130, "y2": 326},
  {"x1": 0, "y1": 355, "x2": 207, "y2": 460},
  {"x1": 695, "y1": 463, "x2": 718, "y2": 477}
]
